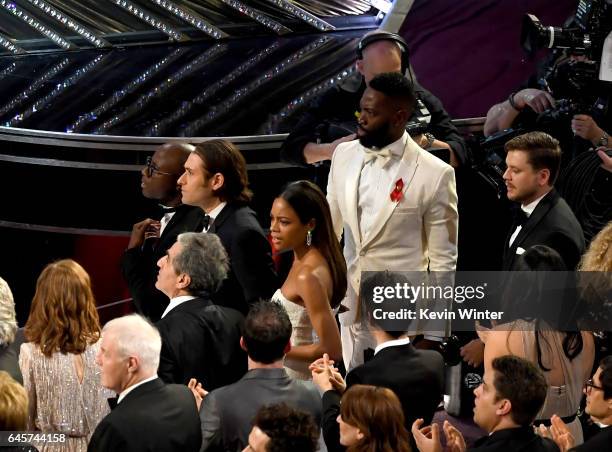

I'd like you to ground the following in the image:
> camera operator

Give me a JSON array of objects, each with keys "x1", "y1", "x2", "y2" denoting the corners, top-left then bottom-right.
[{"x1": 280, "y1": 30, "x2": 468, "y2": 171}]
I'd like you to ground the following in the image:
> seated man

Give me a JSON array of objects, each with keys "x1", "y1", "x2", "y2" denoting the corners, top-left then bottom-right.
[
  {"x1": 538, "y1": 356, "x2": 612, "y2": 451},
  {"x1": 89, "y1": 314, "x2": 201, "y2": 452},
  {"x1": 155, "y1": 232, "x2": 246, "y2": 389},
  {"x1": 412, "y1": 355, "x2": 558, "y2": 452},
  {"x1": 121, "y1": 142, "x2": 205, "y2": 321},
  {"x1": 242, "y1": 403, "x2": 319, "y2": 452},
  {"x1": 199, "y1": 301, "x2": 321, "y2": 452}
]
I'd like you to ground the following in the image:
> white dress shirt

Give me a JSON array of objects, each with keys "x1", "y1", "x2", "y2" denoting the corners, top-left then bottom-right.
[
  {"x1": 203, "y1": 202, "x2": 227, "y2": 232},
  {"x1": 508, "y1": 191, "x2": 549, "y2": 247},
  {"x1": 358, "y1": 132, "x2": 408, "y2": 240},
  {"x1": 117, "y1": 375, "x2": 158, "y2": 404},
  {"x1": 159, "y1": 211, "x2": 176, "y2": 236},
  {"x1": 160, "y1": 295, "x2": 196, "y2": 318},
  {"x1": 374, "y1": 337, "x2": 410, "y2": 355}
]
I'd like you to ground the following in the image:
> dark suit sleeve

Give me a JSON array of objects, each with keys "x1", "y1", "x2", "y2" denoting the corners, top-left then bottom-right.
[
  {"x1": 120, "y1": 247, "x2": 152, "y2": 313},
  {"x1": 200, "y1": 391, "x2": 222, "y2": 452},
  {"x1": 156, "y1": 323, "x2": 179, "y2": 384},
  {"x1": 416, "y1": 85, "x2": 469, "y2": 166},
  {"x1": 231, "y1": 228, "x2": 277, "y2": 307},
  {"x1": 279, "y1": 85, "x2": 349, "y2": 167},
  {"x1": 543, "y1": 231, "x2": 584, "y2": 270},
  {"x1": 88, "y1": 419, "x2": 129, "y2": 452},
  {"x1": 345, "y1": 369, "x2": 361, "y2": 388},
  {"x1": 321, "y1": 390, "x2": 346, "y2": 452}
]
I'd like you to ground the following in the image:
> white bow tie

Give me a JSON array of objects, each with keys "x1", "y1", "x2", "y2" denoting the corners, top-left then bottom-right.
[{"x1": 363, "y1": 147, "x2": 392, "y2": 165}]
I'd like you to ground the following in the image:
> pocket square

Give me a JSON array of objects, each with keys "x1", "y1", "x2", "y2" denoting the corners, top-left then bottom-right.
[{"x1": 516, "y1": 247, "x2": 526, "y2": 255}]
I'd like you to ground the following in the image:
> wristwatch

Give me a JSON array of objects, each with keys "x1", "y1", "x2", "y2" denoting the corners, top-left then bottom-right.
[
  {"x1": 423, "y1": 132, "x2": 435, "y2": 148},
  {"x1": 597, "y1": 131, "x2": 609, "y2": 147}
]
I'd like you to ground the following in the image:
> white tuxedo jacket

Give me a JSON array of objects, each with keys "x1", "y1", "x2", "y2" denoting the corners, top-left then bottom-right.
[{"x1": 327, "y1": 135, "x2": 458, "y2": 325}]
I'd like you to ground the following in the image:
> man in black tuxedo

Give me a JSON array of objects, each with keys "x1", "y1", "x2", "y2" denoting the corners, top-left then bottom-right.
[
  {"x1": 412, "y1": 355, "x2": 558, "y2": 452},
  {"x1": 154, "y1": 232, "x2": 246, "y2": 389},
  {"x1": 177, "y1": 139, "x2": 277, "y2": 314},
  {"x1": 199, "y1": 301, "x2": 321, "y2": 452},
  {"x1": 502, "y1": 131, "x2": 585, "y2": 270},
  {"x1": 88, "y1": 314, "x2": 201, "y2": 452},
  {"x1": 538, "y1": 356, "x2": 612, "y2": 451},
  {"x1": 121, "y1": 143, "x2": 205, "y2": 321},
  {"x1": 311, "y1": 276, "x2": 445, "y2": 451}
]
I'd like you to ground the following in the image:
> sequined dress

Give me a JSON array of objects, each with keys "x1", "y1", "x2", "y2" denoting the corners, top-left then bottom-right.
[{"x1": 19, "y1": 341, "x2": 112, "y2": 452}]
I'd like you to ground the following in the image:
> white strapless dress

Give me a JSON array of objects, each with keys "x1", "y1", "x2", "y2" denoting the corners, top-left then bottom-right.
[{"x1": 272, "y1": 289, "x2": 317, "y2": 380}]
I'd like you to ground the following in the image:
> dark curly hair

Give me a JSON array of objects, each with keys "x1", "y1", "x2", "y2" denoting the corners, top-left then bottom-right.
[
  {"x1": 242, "y1": 300, "x2": 292, "y2": 364},
  {"x1": 368, "y1": 72, "x2": 415, "y2": 110},
  {"x1": 252, "y1": 403, "x2": 318, "y2": 452}
]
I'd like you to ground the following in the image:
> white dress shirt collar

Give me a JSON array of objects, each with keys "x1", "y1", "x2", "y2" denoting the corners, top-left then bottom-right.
[
  {"x1": 208, "y1": 201, "x2": 227, "y2": 221},
  {"x1": 160, "y1": 295, "x2": 196, "y2": 318},
  {"x1": 374, "y1": 337, "x2": 410, "y2": 355},
  {"x1": 117, "y1": 375, "x2": 158, "y2": 404},
  {"x1": 521, "y1": 190, "x2": 550, "y2": 216}
]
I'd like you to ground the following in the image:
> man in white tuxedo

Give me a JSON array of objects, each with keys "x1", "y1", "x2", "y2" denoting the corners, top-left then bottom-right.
[{"x1": 327, "y1": 72, "x2": 458, "y2": 370}]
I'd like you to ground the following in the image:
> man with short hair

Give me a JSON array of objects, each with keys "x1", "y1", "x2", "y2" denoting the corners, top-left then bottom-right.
[
  {"x1": 178, "y1": 139, "x2": 277, "y2": 314},
  {"x1": 199, "y1": 301, "x2": 321, "y2": 452},
  {"x1": 412, "y1": 355, "x2": 558, "y2": 452},
  {"x1": 121, "y1": 143, "x2": 205, "y2": 321},
  {"x1": 327, "y1": 72, "x2": 458, "y2": 370},
  {"x1": 155, "y1": 232, "x2": 246, "y2": 389},
  {"x1": 242, "y1": 403, "x2": 319, "y2": 452},
  {"x1": 89, "y1": 314, "x2": 201, "y2": 452},
  {"x1": 538, "y1": 356, "x2": 612, "y2": 451},
  {"x1": 502, "y1": 131, "x2": 585, "y2": 270},
  {"x1": 281, "y1": 30, "x2": 467, "y2": 169}
]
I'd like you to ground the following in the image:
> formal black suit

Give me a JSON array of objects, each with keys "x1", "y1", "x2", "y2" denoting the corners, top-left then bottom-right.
[
  {"x1": 200, "y1": 368, "x2": 322, "y2": 452},
  {"x1": 88, "y1": 378, "x2": 201, "y2": 452},
  {"x1": 321, "y1": 342, "x2": 445, "y2": 452},
  {"x1": 121, "y1": 204, "x2": 206, "y2": 321},
  {"x1": 156, "y1": 296, "x2": 246, "y2": 390},
  {"x1": 502, "y1": 189, "x2": 585, "y2": 270},
  {"x1": 571, "y1": 425, "x2": 612, "y2": 451},
  {"x1": 469, "y1": 426, "x2": 559, "y2": 452},
  {"x1": 209, "y1": 203, "x2": 277, "y2": 314}
]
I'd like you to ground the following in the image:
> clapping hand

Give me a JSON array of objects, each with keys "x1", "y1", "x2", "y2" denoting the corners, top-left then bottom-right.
[
  {"x1": 187, "y1": 378, "x2": 208, "y2": 411},
  {"x1": 411, "y1": 419, "x2": 442, "y2": 452},
  {"x1": 536, "y1": 415, "x2": 575, "y2": 452},
  {"x1": 310, "y1": 353, "x2": 346, "y2": 393}
]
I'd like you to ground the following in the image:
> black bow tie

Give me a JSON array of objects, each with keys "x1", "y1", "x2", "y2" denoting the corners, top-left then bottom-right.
[
  {"x1": 107, "y1": 396, "x2": 118, "y2": 410},
  {"x1": 513, "y1": 208, "x2": 529, "y2": 227},
  {"x1": 202, "y1": 214, "x2": 212, "y2": 231}
]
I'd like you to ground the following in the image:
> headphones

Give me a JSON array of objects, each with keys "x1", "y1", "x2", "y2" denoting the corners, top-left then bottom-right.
[{"x1": 356, "y1": 31, "x2": 410, "y2": 72}]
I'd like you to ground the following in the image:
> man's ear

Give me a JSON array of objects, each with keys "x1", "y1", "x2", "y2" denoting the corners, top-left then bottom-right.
[
  {"x1": 496, "y1": 398, "x2": 512, "y2": 417},
  {"x1": 127, "y1": 356, "x2": 139, "y2": 374},
  {"x1": 356, "y1": 59, "x2": 364, "y2": 76},
  {"x1": 211, "y1": 173, "x2": 225, "y2": 191},
  {"x1": 176, "y1": 273, "x2": 191, "y2": 290},
  {"x1": 537, "y1": 168, "x2": 551, "y2": 186},
  {"x1": 240, "y1": 337, "x2": 248, "y2": 352},
  {"x1": 394, "y1": 108, "x2": 410, "y2": 128},
  {"x1": 283, "y1": 341, "x2": 291, "y2": 355}
]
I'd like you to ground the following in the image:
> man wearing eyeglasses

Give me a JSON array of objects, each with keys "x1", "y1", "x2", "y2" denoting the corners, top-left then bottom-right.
[
  {"x1": 121, "y1": 143, "x2": 206, "y2": 321},
  {"x1": 537, "y1": 356, "x2": 612, "y2": 451}
]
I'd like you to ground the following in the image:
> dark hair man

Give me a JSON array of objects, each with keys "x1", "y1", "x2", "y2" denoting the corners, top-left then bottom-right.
[
  {"x1": 280, "y1": 30, "x2": 467, "y2": 171},
  {"x1": 502, "y1": 131, "x2": 584, "y2": 270},
  {"x1": 199, "y1": 301, "x2": 321, "y2": 452},
  {"x1": 154, "y1": 232, "x2": 246, "y2": 389},
  {"x1": 413, "y1": 355, "x2": 558, "y2": 452},
  {"x1": 242, "y1": 403, "x2": 319, "y2": 452},
  {"x1": 177, "y1": 139, "x2": 277, "y2": 313},
  {"x1": 121, "y1": 142, "x2": 206, "y2": 321},
  {"x1": 327, "y1": 71, "x2": 458, "y2": 370}
]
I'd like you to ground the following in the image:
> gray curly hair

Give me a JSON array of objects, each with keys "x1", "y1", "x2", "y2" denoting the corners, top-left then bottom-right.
[
  {"x1": 0, "y1": 277, "x2": 17, "y2": 346},
  {"x1": 175, "y1": 232, "x2": 229, "y2": 295}
]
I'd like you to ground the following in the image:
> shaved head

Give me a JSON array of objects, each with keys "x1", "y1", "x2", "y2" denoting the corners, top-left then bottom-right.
[
  {"x1": 357, "y1": 39, "x2": 403, "y2": 85},
  {"x1": 154, "y1": 143, "x2": 195, "y2": 175}
]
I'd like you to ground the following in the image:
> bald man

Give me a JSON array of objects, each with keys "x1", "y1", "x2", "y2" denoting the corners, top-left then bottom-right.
[
  {"x1": 280, "y1": 30, "x2": 467, "y2": 170},
  {"x1": 121, "y1": 143, "x2": 206, "y2": 321}
]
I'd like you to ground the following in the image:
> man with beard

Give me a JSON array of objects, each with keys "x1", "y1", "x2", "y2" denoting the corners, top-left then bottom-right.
[
  {"x1": 121, "y1": 143, "x2": 205, "y2": 321},
  {"x1": 326, "y1": 72, "x2": 458, "y2": 370}
]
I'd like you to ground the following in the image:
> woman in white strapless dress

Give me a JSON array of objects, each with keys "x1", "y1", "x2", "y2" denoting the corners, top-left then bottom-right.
[{"x1": 270, "y1": 181, "x2": 346, "y2": 380}]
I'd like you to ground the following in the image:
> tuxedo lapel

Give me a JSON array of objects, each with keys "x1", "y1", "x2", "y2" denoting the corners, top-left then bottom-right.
[
  {"x1": 511, "y1": 190, "x2": 557, "y2": 250},
  {"x1": 344, "y1": 150, "x2": 365, "y2": 246},
  {"x1": 361, "y1": 142, "x2": 419, "y2": 249}
]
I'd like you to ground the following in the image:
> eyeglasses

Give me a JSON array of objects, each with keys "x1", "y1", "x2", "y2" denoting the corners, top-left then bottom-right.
[
  {"x1": 145, "y1": 156, "x2": 176, "y2": 177},
  {"x1": 584, "y1": 379, "x2": 604, "y2": 393}
]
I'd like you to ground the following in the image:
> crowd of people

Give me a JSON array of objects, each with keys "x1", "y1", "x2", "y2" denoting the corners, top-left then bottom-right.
[{"x1": 0, "y1": 29, "x2": 610, "y2": 452}]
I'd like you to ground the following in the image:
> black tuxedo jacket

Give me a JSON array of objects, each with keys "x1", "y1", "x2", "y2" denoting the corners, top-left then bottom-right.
[
  {"x1": 502, "y1": 189, "x2": 585, "y2": 270},
  {"x1": 571, "y1": 425, "x2": 612, "y2": 451},
  {"x1": 470, "y1": 426, "x2": 559, "y2": 452},
  {"x1": 321, "y1": 343, "x2": 445, "y2": 452},
  {"x1": 121, "y1": 205, "x2": 206, "y2": 321},
  {"x1": 87, "y1": 378, "x2": 201, "y2": 452},
  {"x1": 156, "y1": 296, "x2": 246, "y2": 390},
  {"x1": 209, "y1": 203, "x2": 277, "y2": 314}
]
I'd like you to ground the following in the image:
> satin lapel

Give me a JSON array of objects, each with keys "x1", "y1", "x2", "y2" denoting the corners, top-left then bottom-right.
[
  {"x1": 361, "y1": 142, "x2": 420, "y2": 249},
  {"x1": 344, "y1": 149, "x2": 365, "y2": 246},
  {"x1": 512, "y1": 190, "x2": 557, "y2": 249}
]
